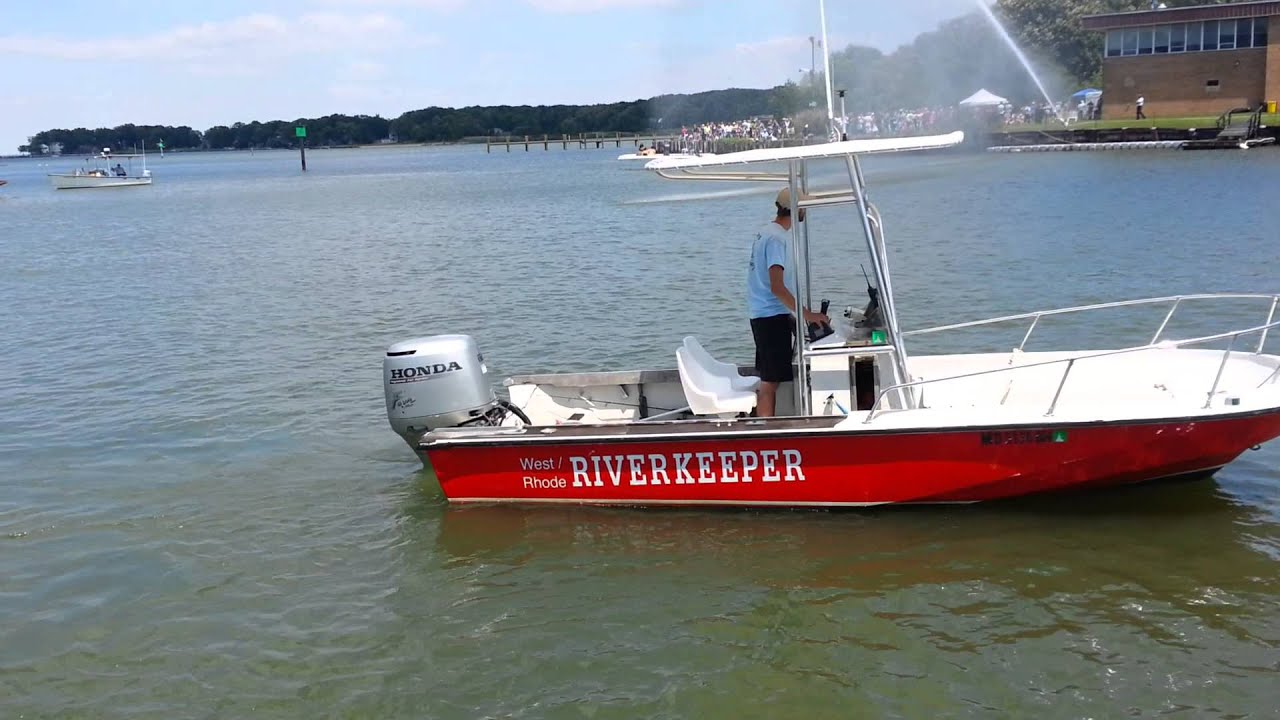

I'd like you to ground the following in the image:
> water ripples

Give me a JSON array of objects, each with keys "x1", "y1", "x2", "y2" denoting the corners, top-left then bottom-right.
[{"x1": 1, "y1": 146, "x2": 1279, "y2": 717}]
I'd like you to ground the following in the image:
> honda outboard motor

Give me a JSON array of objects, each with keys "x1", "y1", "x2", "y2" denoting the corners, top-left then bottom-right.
[{"x1": 384, "y1": 335, "x2": 514, "y2": 450}]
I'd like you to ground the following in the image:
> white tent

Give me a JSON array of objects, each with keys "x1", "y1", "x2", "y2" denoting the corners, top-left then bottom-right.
[{"x1": 959, "y1": 89, "x2": 1008, "y2": 107}]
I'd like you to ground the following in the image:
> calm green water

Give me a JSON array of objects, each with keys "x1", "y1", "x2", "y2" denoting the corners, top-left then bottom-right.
[{"x1": 2, "y1": 145, "x2": 1279, "y2": 718}]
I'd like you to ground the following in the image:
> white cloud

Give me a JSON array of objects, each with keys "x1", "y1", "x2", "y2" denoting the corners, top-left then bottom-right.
[
  {"x1": 525, "y1": 0, "x2": 679, "y2": 13},
  {"x1": 731, "y1": 35, "x2": 812, "y2": 57},
  {"x1": 327, "y1": 59, "x2": 407, "y2": 109},
  {"x1": 617, "y1": 33, "x2": 857, "y2": 100},
  {"x1": 730, "y1": 32, "x2": 878, "y2": 59},
  {"x1": 319, "y1": 0, "x2": 465, "y2": 9},
  {"x1": 329, "y1": 83, "x2": 388, "y2": 103},
  {"x1": 0, "y1": 13, "x2": 419, "y2": 64},
  {"x1": 340, "y1": 60, "x2": 389, "y2": 79}
]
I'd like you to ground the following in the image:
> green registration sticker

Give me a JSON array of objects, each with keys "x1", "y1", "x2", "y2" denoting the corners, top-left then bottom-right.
[
  {"x1": 870, "y1": 330, "x2": 887, "y2": 345},
  {"x1": 1053, "y1": 431, "x2": 1069, "y2": 443}
]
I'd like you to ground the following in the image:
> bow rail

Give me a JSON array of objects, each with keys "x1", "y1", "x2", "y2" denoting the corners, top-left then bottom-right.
[
  {"x1": 866, "y1": 314, "x2": 1280, "y2": 423},
  {"x1": 904, "y1": 293, "x2": 1280, "y2": 354}
]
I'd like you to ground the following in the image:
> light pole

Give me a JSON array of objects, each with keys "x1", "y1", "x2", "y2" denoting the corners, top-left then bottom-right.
[{"x1": 809, "y1": 36, "x2": 817, "y2": 85}]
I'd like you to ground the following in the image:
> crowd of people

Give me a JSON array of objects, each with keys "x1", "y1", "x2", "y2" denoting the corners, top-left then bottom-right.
[
  {"x1": 998, "y1": 99, "x2": 1103, "y2": 125},
  {"x1": 847, "y1": 107, "x2": 959, "y2": 137},
  {"x1": 670, "y1": 97, "x2": 1093, "y2": 152},
  {"x1": 983, "y1": 95, "x2": 1105, "y2": 124},
  {"x1": 674, "y1": 109, "x2": 958, "y2": 151},
  {"x1": 679, "y1": 117, "x2": 794, "y2": 145}
]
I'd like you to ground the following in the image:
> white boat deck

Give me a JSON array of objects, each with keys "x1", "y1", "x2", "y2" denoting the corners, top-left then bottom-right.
[{"x1": 457, "y1": 345, "x2": 1280, "y2": 447}]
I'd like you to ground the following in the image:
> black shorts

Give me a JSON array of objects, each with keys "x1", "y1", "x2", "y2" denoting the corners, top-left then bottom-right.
[{"x1": 750, "y1": 313, "x2": 796, "y2": 384}]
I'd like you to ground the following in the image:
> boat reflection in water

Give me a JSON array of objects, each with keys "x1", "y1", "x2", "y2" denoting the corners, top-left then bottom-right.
[
  {"x1": 411, "y1": 468, "x2": 1280, "y2": 714},
  {"x1": 430, "y1": 472, "x2": 1280, "y2": 595}
]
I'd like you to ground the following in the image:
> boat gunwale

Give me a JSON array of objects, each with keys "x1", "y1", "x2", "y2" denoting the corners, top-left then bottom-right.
[{"x1": 419, "y1": 404, "x2": 1280, "y2": 449}]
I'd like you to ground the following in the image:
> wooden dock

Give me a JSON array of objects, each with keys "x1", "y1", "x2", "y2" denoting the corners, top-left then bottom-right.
[
  {"x1": 988, "y1": 123, "x2": 1280, "y2": 148},
  {"x1": 988, "y1": 140, "x2": 1186, "y2": 152}
]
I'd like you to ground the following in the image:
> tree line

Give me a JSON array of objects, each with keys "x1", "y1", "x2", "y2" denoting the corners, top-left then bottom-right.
[
  {"x1": 20, "y1": 0, "x2": 1232, "y2": 154},
  {"x1": 21, "y1": 89, "x2": 788, "y2": 155}
]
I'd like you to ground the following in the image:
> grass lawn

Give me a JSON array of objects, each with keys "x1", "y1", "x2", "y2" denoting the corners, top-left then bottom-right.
[{"x1": 1003, "y1": 114, "x2": 1280, "y2": 133}]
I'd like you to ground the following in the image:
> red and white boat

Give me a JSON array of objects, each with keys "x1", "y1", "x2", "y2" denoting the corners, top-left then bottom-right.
[{"x1": 383, "y1": 133, "x2": 1280, "y2": 507}]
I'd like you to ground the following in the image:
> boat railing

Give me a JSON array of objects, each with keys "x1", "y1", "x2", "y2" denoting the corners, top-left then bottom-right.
[
  {"x1": 904, "y1": 293, "x2": 1280, "y2": 355},
  {"x1": 864, "y1": 316, "x2": 1280, "y2": 423}
]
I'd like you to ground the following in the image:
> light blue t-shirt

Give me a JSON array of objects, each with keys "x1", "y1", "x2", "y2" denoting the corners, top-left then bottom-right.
[{"x1": 746, "y1": 222, "x2": 792, "y2": 319}]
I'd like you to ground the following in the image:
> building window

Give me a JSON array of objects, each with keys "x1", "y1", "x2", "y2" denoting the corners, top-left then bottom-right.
[
  {"x1": 1138, "y1": 28, "x2": 1155, "y2": 54},
  {"x1": 1123, "y1": 29, "x2": 1139, "y2": 56},
  {"x1": 1154, "y1": 25, "x2": 1171, "y2": 53},
  {"x1": 1236, "y1": 18, "x2": 1254, "y2": 49},
  {"x1": 1107, "y1": 29, "x2": 1123, "y2": 57},
  {"x1": 1219, "y1": 19, "x2": 1235, "y2": 50},
  {"x1": 1187, "y1": 21, "x2": 1203, "y2": 51},
  {"x1": 1106, "y1": 18, "x2": 1270, "y2": 58}
]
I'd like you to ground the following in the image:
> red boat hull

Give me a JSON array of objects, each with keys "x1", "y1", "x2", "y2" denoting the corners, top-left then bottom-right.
[{"x1": 423, "y1": 411, "x2": 1280, "y2": 506}]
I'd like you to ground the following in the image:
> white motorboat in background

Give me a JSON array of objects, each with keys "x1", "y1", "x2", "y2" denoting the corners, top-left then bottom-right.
[
  {"x1": 618, "y1": 149, "x2": 714, "y2": 162},
  {"x1": 49, "y1": 146, "x2": 152, "y2": 189}
]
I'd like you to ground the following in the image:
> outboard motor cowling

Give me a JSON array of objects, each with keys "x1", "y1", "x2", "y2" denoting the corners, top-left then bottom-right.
[{"x1": 384, "y1": 335, "x2": 498, "y2": 442}]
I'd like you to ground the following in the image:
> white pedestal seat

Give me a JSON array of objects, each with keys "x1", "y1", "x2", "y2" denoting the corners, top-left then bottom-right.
[
  {"x1": 675, "y1": 339, "x2": 758, "y2": 417},
  {"x1": 681, "y1": 337, "x2": 761, "y2": 393}
]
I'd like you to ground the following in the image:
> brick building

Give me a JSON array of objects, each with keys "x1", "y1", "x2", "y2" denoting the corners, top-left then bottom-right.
[{"x1": 1083, "y1": 1, "x2": 1279, "y2": 120}]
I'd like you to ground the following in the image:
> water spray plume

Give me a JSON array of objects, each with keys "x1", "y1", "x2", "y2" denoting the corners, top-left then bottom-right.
[
  {"x1": 974, "y1": 1, "x2": 1063, "y2": 124},
  {"x1": 819, "y1": 0, "x2": 836, "y2": 138}
]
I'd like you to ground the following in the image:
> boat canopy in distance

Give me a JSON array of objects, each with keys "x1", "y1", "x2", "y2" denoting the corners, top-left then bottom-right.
[{"x1": 645, "y1": 131, "x2": 965, "y2": 171}]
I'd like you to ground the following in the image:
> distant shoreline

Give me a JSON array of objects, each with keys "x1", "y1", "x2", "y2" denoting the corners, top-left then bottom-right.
[{"x1": 0, "y1": 141, "x2": 469, "y2": 160}]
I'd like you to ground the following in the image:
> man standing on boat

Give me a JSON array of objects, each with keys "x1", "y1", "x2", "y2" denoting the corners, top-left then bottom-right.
[{"x1": 747, "y1": 188, "x2": 828, "y2": 417}]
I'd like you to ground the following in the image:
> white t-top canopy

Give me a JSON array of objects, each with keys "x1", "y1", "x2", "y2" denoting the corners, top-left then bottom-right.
[
  {"x1": 645, "y1": 131, "x2": 965, "y2": 171},
  {"x1": 958, "y1": 89, "x2": 1007, "y2": 107}
]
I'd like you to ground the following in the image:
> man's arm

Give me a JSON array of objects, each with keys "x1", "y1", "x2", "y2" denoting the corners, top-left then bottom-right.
[{"x1": 769, "y1": 266, "x2": 827, "y2": 325}]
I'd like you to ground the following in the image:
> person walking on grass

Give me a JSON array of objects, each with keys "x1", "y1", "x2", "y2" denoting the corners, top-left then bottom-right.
[{"x1": 1136, "y1": 95, "x2": 1146, "y2": 120}]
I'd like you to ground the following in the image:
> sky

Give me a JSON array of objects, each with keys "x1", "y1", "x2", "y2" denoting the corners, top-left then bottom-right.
[{"x1": 0, "y1": 0, "x2": 980, "y2": 151}]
